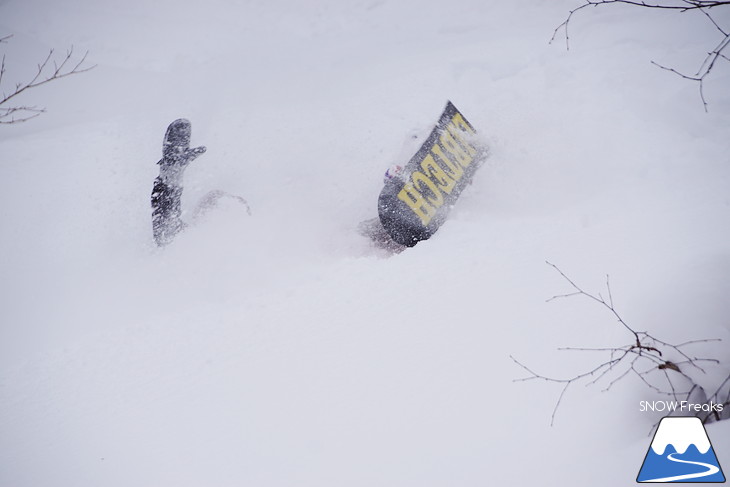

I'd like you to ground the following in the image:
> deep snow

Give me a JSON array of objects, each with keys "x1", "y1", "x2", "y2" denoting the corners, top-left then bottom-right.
[{"x1": 1, "y1": 0, "x2": 729, "y2": 485}]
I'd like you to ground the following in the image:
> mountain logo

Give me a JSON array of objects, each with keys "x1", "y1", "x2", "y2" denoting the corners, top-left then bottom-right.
[{"x1": 637, "y1": 416, "x2": 726, "y2": 483}]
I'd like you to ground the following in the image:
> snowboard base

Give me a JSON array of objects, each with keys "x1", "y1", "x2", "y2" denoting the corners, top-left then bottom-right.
[
  {"x1": 376, "y1": 101, "x2": 487, "y2": 247},
  {"x1": 358, "y1": 217, "x2": 406, "y2": 253}
]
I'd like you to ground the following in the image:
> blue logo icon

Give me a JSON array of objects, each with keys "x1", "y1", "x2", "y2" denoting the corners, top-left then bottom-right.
[{"x1": 637, "y1": 416, "x2": 725, "y2": 483}]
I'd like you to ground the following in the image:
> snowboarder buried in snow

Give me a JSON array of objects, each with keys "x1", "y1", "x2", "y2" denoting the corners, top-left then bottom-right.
[
  {"x1": 151, "y1": 102, "x2": 485, "y2": 249},
  {"x1": 151, "y1": 119, "x2": 206, "y2": 246},
  {"x1": 151, "y1": 119, "x2": 251, "y2": 246}
]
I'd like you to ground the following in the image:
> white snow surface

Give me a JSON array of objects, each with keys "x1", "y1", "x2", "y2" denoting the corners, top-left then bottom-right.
[{"x1": 1, "y1": 0, "x2": 730, "y2": 486}]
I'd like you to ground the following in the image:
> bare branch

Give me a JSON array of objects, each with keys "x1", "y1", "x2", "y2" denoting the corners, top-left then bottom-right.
[
  {"x1": 511, "y1": 355, "x2": 614, "y2": 426},
  {"x1": 546, "y1": 261, "x2": 640, "y2": 340},
  {"x1": 0, "y1": 37, "x2": 95, "y2": 124},
  {"x1": 549, "y1": 0, "x2": 728, "y2": 48},
  {"x1": 698, "y1": 5, "x2": 729, "y2": 35},
  {"x1": 512, "y1": 262, "x2": 725, "y2": 426},
  {"x1": 0, "y1": 106, "x2": 45, "y2": 124},
  {"x1": 552, "y1": 0, "x2": 730, "y2": 111},
  {"x1": 0, "y1": 54, "x2": 6, "y2": 92},
  {"x1": 701, "y1": 373, "x2": 730, "y2": 423}
]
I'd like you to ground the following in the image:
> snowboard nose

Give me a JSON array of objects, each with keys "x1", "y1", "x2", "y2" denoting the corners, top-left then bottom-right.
[{"x1": 162, "y1": 118, "x2": 192, "y2": 158}]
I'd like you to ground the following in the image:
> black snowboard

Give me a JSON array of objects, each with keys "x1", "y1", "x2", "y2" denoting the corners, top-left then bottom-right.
[
  {"x1": 377, "y1": 101, "x2": 488, "y2": 247},
  {"x1": 151, "y1": 118, "x2": 206, "y2": 246}
]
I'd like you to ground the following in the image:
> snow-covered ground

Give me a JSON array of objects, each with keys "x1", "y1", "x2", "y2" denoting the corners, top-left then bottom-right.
[{"x1": 1, "y1": 0, "x2": 729, "y2": 485}]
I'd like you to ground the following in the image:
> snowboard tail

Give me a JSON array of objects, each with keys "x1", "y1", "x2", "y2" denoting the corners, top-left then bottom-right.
[{"x1": 377, "y1": 101, "x2": 488, "y2": 247}]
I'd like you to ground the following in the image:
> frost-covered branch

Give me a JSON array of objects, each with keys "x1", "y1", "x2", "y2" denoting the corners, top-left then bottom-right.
[
  {"x1": 0, "y1": 35, "x2": 95, "y2": 124},
  {"x1": 512, "y1": 262, "x2": 724, "y2": 426},
  {"x1": 552, "y1": 0, "x2": 730, "y2": 111}
]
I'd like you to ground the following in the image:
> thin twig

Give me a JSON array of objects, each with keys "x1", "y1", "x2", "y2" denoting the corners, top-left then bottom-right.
[
  {"x1": 512, "y1": 262, "x2": 724, "y2": 426},
  {"x1": 0, "y1": 38, "x2": 95, "y2": 124},
  {"x1": 552, "y1": 1, "x2": 730, "y2": 111}
]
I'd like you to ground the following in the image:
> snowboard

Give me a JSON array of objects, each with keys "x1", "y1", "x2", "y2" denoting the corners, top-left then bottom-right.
[
  {"x1": 193, "y1": 189, "x2": 251, "y2": 222},
  {"x1": 375, "y1": 101, "x2": 488, "y2": 247},
  {"x1": 152, "y1": 119, "x2": 250, "y2": 246},
  {"x1": 152, "y1": 118, "x2": 206, "y2": 246}
]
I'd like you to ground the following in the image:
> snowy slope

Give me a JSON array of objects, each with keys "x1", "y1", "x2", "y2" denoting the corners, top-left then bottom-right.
[{"x1": 1, "y1": 0, "x2": 729, "y2": 486}]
